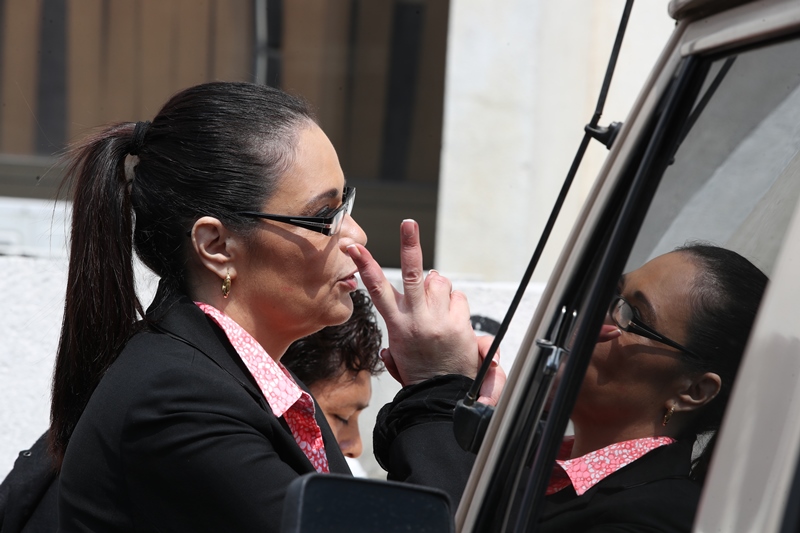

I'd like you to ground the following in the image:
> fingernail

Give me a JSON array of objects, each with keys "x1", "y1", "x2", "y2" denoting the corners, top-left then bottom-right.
[
  {"x1": 402, "y1": 219, "x2": 416, "y2": 237},
  {"x1": 492, "y1": 354, "x2": 500, "y2": 366},
  {"x1": 428, "y1": 269, "x2": 439, "y2": 276},
  {"x1": 346, "y1": 244, "x2": 362, "y2": 260}
]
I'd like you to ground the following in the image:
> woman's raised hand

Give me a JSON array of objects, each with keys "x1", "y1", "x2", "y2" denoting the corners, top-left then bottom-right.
[
  {"x1": 475, "y1": 335, "x2": 506, "y2": 406},
  {"x1": 347, "y1": 219, "x2": 481, "y2": 386}
]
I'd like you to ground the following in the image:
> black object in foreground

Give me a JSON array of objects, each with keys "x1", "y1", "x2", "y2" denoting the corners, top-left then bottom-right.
[{"x1": 281, "y1": 474, "x2": 454, "y2": 533}]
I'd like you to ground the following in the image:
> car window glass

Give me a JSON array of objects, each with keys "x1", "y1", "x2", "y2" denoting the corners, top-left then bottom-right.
[
  {"x1": 475, "y1": 35, "x2": 800, "y2": 533},
  {"x1": 533, "y1": 35, "x2": 800, "y2": 531},
  {"x1": 627, "y1": 38, "x2": 800, "y2": 275}
]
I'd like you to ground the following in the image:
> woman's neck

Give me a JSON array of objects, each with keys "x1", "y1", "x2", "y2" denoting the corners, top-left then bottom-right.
[
  {"x1": 570, "y1": 420, "x2": 668, "y2": 459},
  {"x1": 191, "y1": 293, "x2": 292, "y2": 362}
]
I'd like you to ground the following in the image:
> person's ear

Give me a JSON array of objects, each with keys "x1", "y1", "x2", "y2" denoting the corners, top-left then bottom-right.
[
  {"x1": 675, "y1": 372, "x2": 722, "y2": 412},
  {"x1": 190, "y1": 216, "x2": 239, "y2": 279}
]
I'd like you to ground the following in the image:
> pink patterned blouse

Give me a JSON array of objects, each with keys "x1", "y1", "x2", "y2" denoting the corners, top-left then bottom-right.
[
  {"x1": 546, "y1": 436, "x2": 675, "y2": 496},
  {"x1": 195, "y1": 302, "x2": 330, "y2": 474}
]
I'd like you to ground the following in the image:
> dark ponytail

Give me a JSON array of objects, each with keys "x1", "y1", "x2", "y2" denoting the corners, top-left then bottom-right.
[
  {"x1": 51, "y1": 124, "x2": 145, "y2": 467},
  {"x1": 675, "y1": 244, "x2": 768, "y2": 482},
  {"x1": 51, "y1": 82, "x2": 314, "y2": 467}
]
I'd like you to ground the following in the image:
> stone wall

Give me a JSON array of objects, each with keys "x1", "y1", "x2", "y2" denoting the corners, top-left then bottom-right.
[{"x1": 0, "y1": 253, "x2": 542, "y2": 479}]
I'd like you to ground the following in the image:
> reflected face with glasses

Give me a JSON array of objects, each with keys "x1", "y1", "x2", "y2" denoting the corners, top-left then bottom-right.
[
  {"x1": 608, "y1": 296, "x2": 702, "y2": 360},
  {"x1": 222, "y1": 123, "x2": 368, "y2": 355},
  {"x1": 570, "y1": 251, "x2": 717, "y2": 437}
]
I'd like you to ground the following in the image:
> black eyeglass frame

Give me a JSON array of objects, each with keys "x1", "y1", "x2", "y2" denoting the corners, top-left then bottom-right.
[
  {"x1": 609, "y1": 296, "x2": 701, "y2": 360},
  {"x1": 236, "y1": 186, "x2": 356, "y2": 237}
]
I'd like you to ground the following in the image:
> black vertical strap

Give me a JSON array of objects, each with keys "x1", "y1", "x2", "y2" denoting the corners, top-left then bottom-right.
[
  {"x1": 462, "y1": 0, "x2": 636, "y2": 407},
  {"x1": 461, "y1": 2, "x2": 639, "y2": 529}
]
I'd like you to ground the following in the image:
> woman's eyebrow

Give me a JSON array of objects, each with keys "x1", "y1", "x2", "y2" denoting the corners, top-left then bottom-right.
[
  {"x1": 299, "y1": 187, "x2": 340, "y2": 215},
  {"x1": 308, "y1": 188, "x2": 340, "y2": 204},
  {"x1": 631, "y1": 289, "x2": 657, "y2": 325},
  {"x1": 619, "y1": 274, "x2": 658, "y2": 324}
]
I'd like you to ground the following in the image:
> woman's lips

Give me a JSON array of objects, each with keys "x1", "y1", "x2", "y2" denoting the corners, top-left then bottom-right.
[
  {"x1": 338, "y1": 273, "x2": 359, "y2": 291},
  {"x1": 597, "y1": 324, "x2": 622, "y2": 343}
]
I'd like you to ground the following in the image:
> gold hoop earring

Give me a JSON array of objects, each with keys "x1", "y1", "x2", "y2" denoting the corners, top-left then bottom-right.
[
  {"x1": 222, "y1": 273, "x2": 231, "y2": 298},
  {"x1": 662, "y1": 405, "x2": 675, "y2": 426}
]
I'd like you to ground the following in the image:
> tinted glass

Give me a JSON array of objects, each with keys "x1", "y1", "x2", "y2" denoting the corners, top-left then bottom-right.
[
  {"x1": 528, "y1": 35, "x2": 800, "y2": 533},
  {"x1": 627, "y1": 39, "x2": 800, "y2": 275}
]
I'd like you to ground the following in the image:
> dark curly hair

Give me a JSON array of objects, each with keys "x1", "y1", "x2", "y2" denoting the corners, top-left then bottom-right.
[{"x1": 282, "y1": 290, "x2": 383, "y2": 386}]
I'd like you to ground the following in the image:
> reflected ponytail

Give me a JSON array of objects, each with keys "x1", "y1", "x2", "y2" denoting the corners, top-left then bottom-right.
[{"x1": 676, "y1": 244, "x2": 768, "y2": 482}]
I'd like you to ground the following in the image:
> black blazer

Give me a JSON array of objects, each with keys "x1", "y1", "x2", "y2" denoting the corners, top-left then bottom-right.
[
  {"x1": 0, "y1": 432, "x2": 58, "y2": 533},
  {"x1": 58, "y1": 290, "x2": 350, "y2": 533},
  {"x1": 539, "y1": 440, "x2": 701, "y2": 533}
]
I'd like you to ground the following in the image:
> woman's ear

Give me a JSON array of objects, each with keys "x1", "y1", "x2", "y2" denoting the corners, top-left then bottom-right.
[
  {"x1": 190, "y1": 216, "x2": 238, "y2": 279},
  {"x1": 675, "y1": 372, "x2": 722, "y2": 412}
]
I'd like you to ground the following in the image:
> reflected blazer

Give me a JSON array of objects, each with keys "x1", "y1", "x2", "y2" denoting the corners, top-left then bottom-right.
[
  {"x1": 539, "y1": 439, "x2": 701, "y2": 533},
  {"x1": 58, "y1": 287, "x2": 351, "y2": 533}
]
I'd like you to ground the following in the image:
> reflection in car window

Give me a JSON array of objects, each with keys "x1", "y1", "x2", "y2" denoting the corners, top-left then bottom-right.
[
  {"x1": 628, "y1": 38, "x2": 800, "y2": 274},
  {"x1": 539, "y1": 37, "x2": 800, "y2": 533}
]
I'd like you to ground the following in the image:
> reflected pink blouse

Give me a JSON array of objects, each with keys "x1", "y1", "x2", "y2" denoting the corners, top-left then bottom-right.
[{"x1": 546, "y1": 436, "x2": 675, "y2": 496}]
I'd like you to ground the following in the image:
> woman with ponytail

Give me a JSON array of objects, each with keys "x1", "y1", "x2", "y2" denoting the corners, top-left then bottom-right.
[
  {"x1": 539, "y1": 244, "x2": 768, "y2": 533},
  {"x1": 52, "y1": 82, "x2": 486, "y2": 532}
]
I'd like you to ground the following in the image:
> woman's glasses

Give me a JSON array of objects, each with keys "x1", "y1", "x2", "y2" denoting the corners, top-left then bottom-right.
[
  {"x1": 237, "y1": 186, "x2": 356, "y2": 237},
  {"x1": 608, "y1": 296, "x2": 701, "y2": 360}
]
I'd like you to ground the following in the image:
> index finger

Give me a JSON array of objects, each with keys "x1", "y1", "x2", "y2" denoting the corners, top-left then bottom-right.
[
  {"x1": 399, "y1": 219, "x2": 426, "y2": 307},
  {"x1": 347, "y1": 243, "x2": 401, "y2": 320},
  {"x1": 477, "y1": 334, "x2": 500, "y2": 365}
]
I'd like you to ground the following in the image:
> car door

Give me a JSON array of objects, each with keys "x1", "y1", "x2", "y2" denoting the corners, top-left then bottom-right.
[{"x1": 458, "y1": 1, "x2": 800, "y2": 531}]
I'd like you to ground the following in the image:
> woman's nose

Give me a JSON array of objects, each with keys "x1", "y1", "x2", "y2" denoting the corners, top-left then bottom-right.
[
  {"x1": 339, "y1": 426, "x2": 363, "y2": 458},
  {"x1": 339, "y1": 214, "x2": 368, "y2": 248}
]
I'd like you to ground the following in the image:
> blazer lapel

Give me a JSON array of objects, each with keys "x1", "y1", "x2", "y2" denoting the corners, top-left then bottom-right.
[
  {"x1": 147, "y1": 283, "x2": 351, "y2": 474},
  {"x1": 147, "y1": 286, "x2": 267, "y2": 410},
  {"x1": 591, "y1": 439, "x2": 694, "y2": 491}
]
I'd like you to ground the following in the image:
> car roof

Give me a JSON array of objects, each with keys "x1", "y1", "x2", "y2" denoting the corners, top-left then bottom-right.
[{"x1": 669, "y1": 0, "x2": 755, "y2": 20}]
